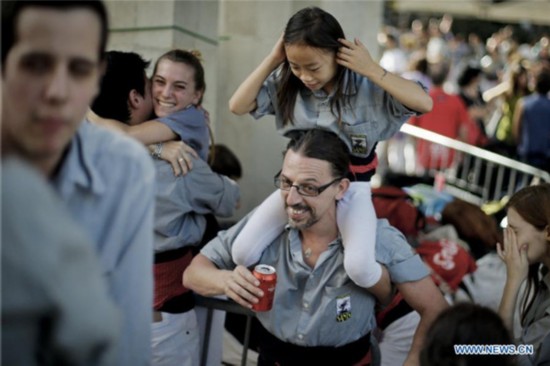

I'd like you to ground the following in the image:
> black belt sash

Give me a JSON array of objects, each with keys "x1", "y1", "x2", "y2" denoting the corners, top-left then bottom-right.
[{"x1": 257, "y1": 322, "x2": 371, "y2": 366}]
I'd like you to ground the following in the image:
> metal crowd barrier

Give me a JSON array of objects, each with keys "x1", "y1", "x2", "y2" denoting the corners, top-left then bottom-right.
[
  {"x1": 385, "y1": 124, "x2": 550, "y2": 205},
  {"x1": 195, "y1": 295, "x2": 254, "y2": 366}
]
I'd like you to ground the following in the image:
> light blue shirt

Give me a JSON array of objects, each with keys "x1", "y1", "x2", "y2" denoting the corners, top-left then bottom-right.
[
  {"x1": 2, "y1": 157, "x2": 119, "y2": 365},
  {"x1": 201, "y1": 215, "x2": 429, "y2": 347},
  {"x1": 153, "y1": 156, "x2": 240, "y2": 252},
  {"x1": 517, "y1": 269, "x2": 550, "y2": 366},
  {"x1": 252, "y1": 69, "x2": 422, "y2": 158},
  {"x1": 52, "y1": 121, "x2": 156, "y2": 366},
  {"x1": 157, "y1": 106, "x2": 210, "y2": 161},
  {"x1": 517, "y1": 93, "x2": 550, "y2": 160}
]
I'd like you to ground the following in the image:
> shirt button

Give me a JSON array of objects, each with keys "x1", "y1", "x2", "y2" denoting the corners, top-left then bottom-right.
[
  {"x1": 298, "y1": 334, "x2": 304, "y2": 340},
  {"x1": 303, "y1": 302, "x2": 309, "y2": 309}
]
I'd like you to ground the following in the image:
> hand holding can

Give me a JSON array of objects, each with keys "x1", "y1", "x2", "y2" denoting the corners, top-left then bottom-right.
[{"x1": 252, "y1": 264, "x2": 277, "y2": 311}]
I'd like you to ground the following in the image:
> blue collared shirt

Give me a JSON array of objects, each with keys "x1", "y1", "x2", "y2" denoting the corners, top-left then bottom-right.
[
  {"x1": 52, "y1": 121, "x2": 156, "y2": 366},
  {"x1": 518, "y1": 268, "x2": 550, "y2": 366},
  {"x1": 2, "y1": 157, "x2": 119, "y2": 365},
  {"x1": 153, "y1": 156, "x2": 240, "y2": 252},
  {"x1": 201, "y1": 215, "x2": 429, "y2": 347},
  {"x1": 252, "y1": 69, "x2": 422, "y2": 158},
  {"x1": 157, "y1": 106, "x2": 210, "y2": 161}
]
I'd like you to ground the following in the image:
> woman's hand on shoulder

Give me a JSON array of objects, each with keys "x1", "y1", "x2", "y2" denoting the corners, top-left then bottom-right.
[{"x1": 336, "y1": 38, "x2": 377, "y2": 77}]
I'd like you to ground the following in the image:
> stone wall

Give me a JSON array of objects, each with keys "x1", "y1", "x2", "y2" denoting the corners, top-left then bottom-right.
[{"x1": 105, "y1": 0, "x2": 384, "y2": 220}]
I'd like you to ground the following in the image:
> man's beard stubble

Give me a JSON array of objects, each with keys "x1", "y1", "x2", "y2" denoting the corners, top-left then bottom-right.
[{"x1": 286, "y1": 203, "x2": 318, "y2": 230}]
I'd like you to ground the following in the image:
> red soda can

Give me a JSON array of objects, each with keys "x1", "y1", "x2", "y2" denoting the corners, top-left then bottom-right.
[{"x1": 252, "y1": 264, "x2": 277, "y2": 312}]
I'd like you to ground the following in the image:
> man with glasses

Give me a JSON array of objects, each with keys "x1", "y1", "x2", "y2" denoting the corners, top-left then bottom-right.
[{"x1": 184, "y1": 129, "x2": 448, "y2": 365}]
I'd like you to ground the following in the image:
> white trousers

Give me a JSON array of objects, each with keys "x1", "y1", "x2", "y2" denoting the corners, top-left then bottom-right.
[{"x1": 151, "y1": 310, "x2": 200, "y2": 366}]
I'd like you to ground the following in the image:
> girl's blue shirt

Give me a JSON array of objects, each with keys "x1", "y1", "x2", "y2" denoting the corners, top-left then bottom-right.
[
  {"x1": 157, "y1": 105, "x2": 210, "y2": 161},
  {"x1": 252, "y1": 69, "x2": 426, "y2": 158}
]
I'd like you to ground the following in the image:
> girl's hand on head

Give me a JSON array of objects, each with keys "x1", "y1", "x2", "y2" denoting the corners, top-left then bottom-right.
[
  {"x1": 158, "y1": 140, "x2": 198, "y2": 176},
  {"x1": 337, "y1": 38, "x2": 377, "y2": 77},
  {"x1": 497, "y1": 227, "x2": 529, "y2": 283},
  {"x1": 269, "y1": 33, "x2": 286, "y2": 65}
]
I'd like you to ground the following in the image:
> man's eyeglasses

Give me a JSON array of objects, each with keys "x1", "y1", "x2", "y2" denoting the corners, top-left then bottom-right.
[{"x1": 273, "y1": 172, "x2": 342, "y2": 197}]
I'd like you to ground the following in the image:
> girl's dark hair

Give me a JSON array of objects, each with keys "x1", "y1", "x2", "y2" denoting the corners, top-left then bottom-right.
[
  {"x1": 152, "y1": 49, "x2": 206, "y2": 105},
  {"x1": 209, "y1": 144, "x2": 242, "y2": 180},
  {"x1": 420, "y1": 303, "x2": 515, "y2": 366},
  {"x1": 506, "y1": 183, "x2": 550, "y2": 326},
  {"x1": 286, "y1": 129, "x2": 349, "y2": 179},
  {"x1": 278, "y1": 7, "x2": 352, "y2": 127}
]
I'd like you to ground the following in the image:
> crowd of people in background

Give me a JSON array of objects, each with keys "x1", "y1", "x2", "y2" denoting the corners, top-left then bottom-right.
[{"x1": 379, "y1": 14, "x2": 550, "y2": 172}]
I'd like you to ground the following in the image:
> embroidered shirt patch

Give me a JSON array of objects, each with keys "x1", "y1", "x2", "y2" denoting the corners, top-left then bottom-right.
[
  {"x1": 350, "y1": 134, "x2": 368, "y2": 155},
  {"x1": 336, "y1": 295, "x2": 352, "y2": 322}
]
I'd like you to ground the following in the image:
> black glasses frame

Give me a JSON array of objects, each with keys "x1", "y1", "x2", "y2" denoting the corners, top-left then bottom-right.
[{"x1": 273, "y1": 171, "x2": 342, "y2": 197}]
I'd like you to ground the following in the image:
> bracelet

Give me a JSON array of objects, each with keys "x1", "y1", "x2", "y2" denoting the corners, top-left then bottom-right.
[
  {"x1": 151, "y1": 142, "x2": 163, "y2": 159},
  {"x1": 380, "y1": 68, "x2": 388, "y2": 81}
]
